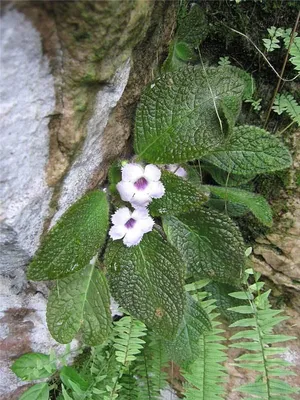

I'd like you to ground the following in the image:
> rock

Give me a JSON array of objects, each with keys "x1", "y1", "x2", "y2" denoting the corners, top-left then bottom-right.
[{"x1": 0, "y1": 1, "x2": 176, "y2": 397}]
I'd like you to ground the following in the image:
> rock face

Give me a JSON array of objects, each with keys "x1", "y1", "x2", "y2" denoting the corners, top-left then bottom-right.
[{"x1": 0, "y1": 1, "x2": 176, "y2": 397}]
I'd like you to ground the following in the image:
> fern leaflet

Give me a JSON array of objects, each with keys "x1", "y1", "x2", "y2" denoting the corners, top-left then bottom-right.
[{"x1": 273, "y1": 93, "x2": 300, "y2": 125}]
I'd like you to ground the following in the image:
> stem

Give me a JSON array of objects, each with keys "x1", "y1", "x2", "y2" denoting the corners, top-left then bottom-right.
[
  {"x1": 278, "y1": 120, "x2": 295, "y2": 136},
  {"x1": 264, "y1": 11, "x2": 300, "y2": 128}
]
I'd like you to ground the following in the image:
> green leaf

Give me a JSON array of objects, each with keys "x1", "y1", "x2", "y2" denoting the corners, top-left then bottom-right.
[
  {"x1": 273, "y1": 93, "x2": 300, "y2": 125},
  {"x1": 27, "y1": 190, "x2": 109, "y2": 280},
  {"x1": 163, "y1": 208, "x2": 245, "y2": 284},
  {"x1": 60, "y1": 366, "x2": 89, "y2": 391},
  {"x1": 163, "y1": 294, "x2": 211, "y2": 365},
  {"x1": 19, "y1": 383, "x2": 49, "y2": 400},
  {"x1": 149, "y1": 170, "x2": 209, "y2": 216},
  {"x1": 205, "y1": 185, "x2": 273, "y2": 227},
  {"x1": 134, "y1": 66, "x2": 246, "y2": 163},
  {"x1": 47, "y1": 263, "x2": 112, "y2": 345},
  {"x1": 202, "y1": 163, "x2": 255, "y2": 187},
  {"x1": 176, "y1": 4, "x2": 208, "y2": 48},
  {"x1": 174, "y1": 42, "x2": 196, "y2": 62},
  {"x1": 11, "y1": 353, "x2": 55, "y2": 381},
  {"x1": 204, "y1": 125, "x2": 292, "y2": 175},
  {"x1": 207, "y1": 198, "x2": 249, "y2": 218},
  {"x1": 105, "y1": 230, "x2": 186, "y2": 339}
]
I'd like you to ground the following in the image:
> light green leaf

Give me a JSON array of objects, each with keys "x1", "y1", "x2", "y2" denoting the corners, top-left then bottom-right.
[
  {"x1": 163, "y1": 294, "x2": 211, "y2": 365},
  {"x1": 149, "y1": 170, "x2": 209, "y2": 216},
  {"x1": 205, "y1": 185, "x2": 273, "y2": 226},
  {"x1": 11, "y1": 353, "x2": 55, "y2": 381},
  {"x1": 27, "y1": 191, "x2": 109, "y2": 280},
  {"x1": 204, "y1": 125, "x2": 292, "y2": 175},
  {"x1": 47, "y1": 263, "x2": 112, "y2": 345},
  {"x1": 105, "y1": 230, "x2": 186, "y2": 339},
  {"x1": 163, "y1": 208, "x2": 245, "y2": 284},
  {"x1": 60, "y1": 366, "x2": 89, "y2": 391},
  {"x1": 134, "y1": 66, "x2": 246, "y2": 163},
  {"x1": 19, "y1": 383, "x2": 49, "y2": 400}
]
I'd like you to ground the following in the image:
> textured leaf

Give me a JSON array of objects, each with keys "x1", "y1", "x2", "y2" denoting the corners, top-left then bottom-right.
[
  {"x1": 11, "y1": 353, "x2": 55, "y2": 381},
  {"x1": 176, "y1": 4, "x2": 208, "y2": 48},
  {"x1": 105, "y1": 230, "x2": 186, "y2": 339},
  {"x1": 205, "y1": 185, "x2": 273, "y2": 227},
  {"x1": 27, "y1": 191, "x2": 109, "y2": 280},
  {"x1": 207, "y1": 198, "x2": 249, "y2": 218},
  {"x1": 204, "y1": 125, "x2": 292, "y2": 175},
  {"x1": 203, "y1": 163, "x2": 255, "y2": 187},
  {"x1": 19, "y1": 383, "x2": 49, "y2": 400},
  {"x1": 134, "y1": 66, "x2": 246, "y2": 163},
  {"x1": 163, "y1": 294, "x2": 211, "y2": 365},
  {"x1": 163, "y1": 208, "x2": 245, "y2": 284},
  {"x1": 149, "y1": 170, "x2": 209, "y2": 216},
  {"x1": 47, "y1": 263, "x2": 112, "y2": 345}
]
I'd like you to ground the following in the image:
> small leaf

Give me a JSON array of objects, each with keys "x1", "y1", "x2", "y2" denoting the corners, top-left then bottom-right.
[
  {"x1": 11, "y1": 353, "x2": 55, "y2": 381},
  {"x1": 27, "y1": 191, "x2": 109, "y2": 280},
  {"x1": 19, "y1": 383, "x2": 49, "y2": 400},
  {"x1": 163, "y1": 208, "x2": 245, "y2": 284},
  {"x1": 47, "y1": 264, "x2": 112, "y2": 345},
  {"x1": 204, "y1": 125, "x2": 292, "y2": 175},
  {"x1": 60, "y1": 366, "x2": 89, "y2": 391},
  {"x1": 134, "y1": 66, "x2": 246, "y2": 163},
  {"x1": 205, "y1": 185, "x2": 273, "y2": 227},
  {"x1": 105, "y1": 230, "x2": 186, "y2": 339},
  {"x1": 149, "y1": 170, "x2": 209, "y2": 216},
  {"x1": 163, "y1": 294, "x2": 211, "y2": 365}
]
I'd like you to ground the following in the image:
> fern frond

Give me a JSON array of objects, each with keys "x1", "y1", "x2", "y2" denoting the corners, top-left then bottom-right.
[
  {"x1": 229, "y1": 276, "x2": 299, "y2": 399},
  {"x1": 113, "y1": 316, "x2": 147, "y2": 367},
  {"x1": 273, "y1": 93, "x2": 300, "y2": 125},
  {"x1": 182, "y1": 281, "x2": 227, "y2": 400}
]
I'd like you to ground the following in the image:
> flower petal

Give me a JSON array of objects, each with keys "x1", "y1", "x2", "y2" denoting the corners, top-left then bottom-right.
[
  {"x1": 111, "y1": 207, "x2": 132, "y2": 225},
  {"x1": 117, "y1": 181, "x2": 135, "y2": 202},
  {"x1": 122, "y1": 163, "x2": 144, "y2": 182},
  {"x1": 109, "y1": 225, "x2": 127, "y2": 240},
  {"x1": 175, "y1": 166, "x2": 187, "y2": 178},
  {"x1": 144, "y1": 164, "x2": 161, "y2": 182},
  {"x1": 131, "y1": 191, "x2": 152, "y2": 207},
  {"x1": 132, "y1": 208, "x2": 149, "y2": 220},
  {"x1": 123, "y1": 229, "x2": 144, "y2": 247},
  {"x1": 135, "y1": 216, "x2": 154, "y2": 233},
  {"x1": 148, "y1": 181, "x2": 165, "y2": 199}
]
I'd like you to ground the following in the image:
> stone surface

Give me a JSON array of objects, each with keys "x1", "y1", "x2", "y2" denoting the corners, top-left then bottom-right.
[{"x1": 0, "y1": 1, "x2": 176, "y2": 397}]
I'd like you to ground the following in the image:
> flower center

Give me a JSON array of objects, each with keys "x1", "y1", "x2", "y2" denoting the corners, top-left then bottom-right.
[
  {"x1": 134, "y1": 177, "x2": 148, "y2": 190},
  {"x1": 125, "y1": 218, "x2": 136, "y2": 229}
]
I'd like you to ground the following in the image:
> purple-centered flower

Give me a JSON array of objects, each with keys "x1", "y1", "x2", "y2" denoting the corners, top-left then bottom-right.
[
  {"x1": 166, "y1": 164, "x2": 187, "y2": 178},
  {"x1": 109, "y1": 207, "x2": 154, "y2": 247},
  {"x1": 117, "y1": 163, "x2": 165, "y2": 208}
]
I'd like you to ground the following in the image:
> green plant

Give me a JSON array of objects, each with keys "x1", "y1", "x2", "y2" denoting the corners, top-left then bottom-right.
[{"x1": 12, "y1": 3, "x2": 298, "y2": 400}]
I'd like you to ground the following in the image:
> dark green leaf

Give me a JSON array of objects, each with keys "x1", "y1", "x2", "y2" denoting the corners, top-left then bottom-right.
[
  {"x1": 27, "y1": 191, "x2": 109, "y2": 280},
  {"x1": 203, "y1": 163, "x2": 255, "y2": 187},
  {"x1": 163, "y1": 294, "x2": 211, "y2": 365},
  {"x1": 205, "y1": 185, "x2": 273, "y2": 227},
  {"x1": 19, "y1": 383, "x2": 49, "y2": 400},
  {"x1": 207, "y1": 198, "x2": 249, "y2": 217},
  {"x1": 134, "y1": 67, "x2": 246, "y2": 163},
  {"x1": 176, "y1": 4, "x2": 209, "y2": 48},
  {"x1": 105, "y1": 230, "x2": 186, "y2": 340},
  {"x1": 149, "y1": 170, "x2": 209, "y2": 216},
  {"x1": 47, "y1": 264, "x2": 112, "y2": 345},
  {"x1": 60, "y1": 366, "x2": 89, "y2": 391},
  {"x1": 11, "y1": 353, "x2": 55, "y2": 381},
  {"x1": 204, "y1": 125, "x2": 292, "y2": 175},
  {"x1": 163, "y1": 208, "x2": 245, "y2": 284}
]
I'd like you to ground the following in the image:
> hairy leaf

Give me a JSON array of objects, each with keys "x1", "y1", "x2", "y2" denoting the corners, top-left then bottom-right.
[
  {"x1": 105, "y1": 230, "x2": 186, "y2": 339},
  {"x1": 149, "y1": 170, "x2": 209, "y2": 216},
  {"x1": 134, "y1": 66, "x2": 246, "y2": 163},
  {"x1": 176, "y1": 4, "x2": 208, "y2": 48},
  {"x1": 204, "y1": 125, "x2": 292, "y2": 175},
  {"x1": 27, "y1": 191, "x2": 109, "y2": 280},
  {"x1": 163, "y1": 209, "x2": 245, "y2": 284},
  {"x1": 163, "y1": 294, "x2": 211, "y2": 365},
  {"x1": 19, "y1": 383, "x2": 49, "y2": 400},
  {"x1": 205, "y1": 185, "x2": 273, "y2": 226},
  {"x1": 11, "y1": 353, "x2": 55, "y2": 381},
  {"x1": 47, "y1": 264, "x2": 112, "y2": 345}
]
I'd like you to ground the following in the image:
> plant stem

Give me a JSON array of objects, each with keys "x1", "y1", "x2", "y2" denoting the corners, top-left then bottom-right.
[
  {"x1": 264, "y1": 11, "x2": 300, "y2": 129},
  {"x1": 278, "y1": 120, "x2": 295, "y2": 136}
]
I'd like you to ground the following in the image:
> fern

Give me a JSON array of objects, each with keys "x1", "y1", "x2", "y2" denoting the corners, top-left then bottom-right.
[
  {"x1": 273, "y1": 93, "x2": 300, "y2": 125},
  {"x1": 182, "y1": 281, "x2": 227, "y2": 400},
  {"x1": 263, "y1": 27, "x2": 282, "y2": 52},
  {"x1": 228, "y1": 270, "x2": 299, "y2": 399},
  {"x1": 113, "y1": 316, "x2": 147, "y2": 367}
]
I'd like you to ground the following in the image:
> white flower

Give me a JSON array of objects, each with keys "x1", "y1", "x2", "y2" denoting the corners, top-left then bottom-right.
[
  {"x1": 109, "y1": 207, "x2": 154, "y2": 247},
  {"x1": 166, "y1": 164, "x2": 187, "y2": 178},
  {"x1": 117, "y1": 163, "x2": 165, "y2": 208}
]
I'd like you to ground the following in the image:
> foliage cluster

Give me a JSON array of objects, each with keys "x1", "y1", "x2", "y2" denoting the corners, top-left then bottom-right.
[{"x1": 12, "y1": 2, "x2": 299, "y2": 400}]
